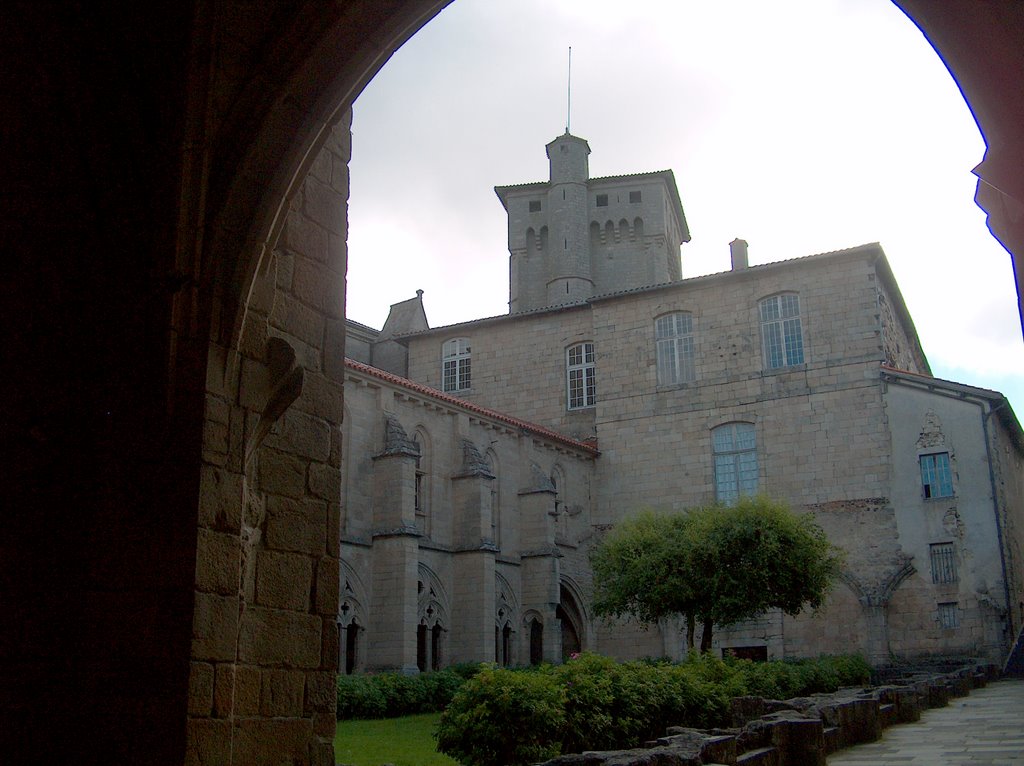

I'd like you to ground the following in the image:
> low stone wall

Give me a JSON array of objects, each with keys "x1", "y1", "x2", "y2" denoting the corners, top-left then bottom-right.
[{"x1": 538, "y1": 663, "x2": 1000, "y2": 766}]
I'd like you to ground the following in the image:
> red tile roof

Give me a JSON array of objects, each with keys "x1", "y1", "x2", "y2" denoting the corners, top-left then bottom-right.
[{"x1": 344, "y1": 358, "x2": 600, "y2": 456}]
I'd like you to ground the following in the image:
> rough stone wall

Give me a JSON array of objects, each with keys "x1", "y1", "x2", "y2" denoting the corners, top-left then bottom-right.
[
  {"x1": 589, "y1": 251, "x2": 891, "y2": 523},
  {"x1": 877, "y1": 277, "x2": 929, "y2": 373},
  {"x1": 187, "y1": 120, "x2": 350, "y2": 766},
  {"x1": 782, "y1": 582, "x2": 869, "y2": 657}
]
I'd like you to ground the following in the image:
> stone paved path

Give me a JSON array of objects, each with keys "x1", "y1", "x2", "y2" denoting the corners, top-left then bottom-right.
[{"x1": 827, "y1": 678, "x2": 1024, "y2": 765}]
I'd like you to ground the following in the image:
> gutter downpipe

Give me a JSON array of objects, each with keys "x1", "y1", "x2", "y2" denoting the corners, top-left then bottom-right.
[{"x1": 975, "y1": 395, "x2": 1015, "y2": 654}]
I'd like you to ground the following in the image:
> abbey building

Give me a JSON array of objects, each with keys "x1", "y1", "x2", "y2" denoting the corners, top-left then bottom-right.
[{"x1": 340, "y1": 132, "x2": 1024, "y2": 673}]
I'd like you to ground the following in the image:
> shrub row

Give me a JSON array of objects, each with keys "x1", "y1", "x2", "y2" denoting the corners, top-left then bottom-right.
[
  {"x1": 336, "y1": 663, "x2": 480, "y2": 720},
  {"x1": 435, "y1": 652, "x2": 871, "y2": 766}
]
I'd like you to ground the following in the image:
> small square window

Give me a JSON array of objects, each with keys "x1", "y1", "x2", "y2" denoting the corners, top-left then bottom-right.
[
  {"x1": 629, "y1": 190, "x2": 642, "y2": 203},
  {"x1": 529, "y1": 200, "x2": 542, "y2": 212},
  {"x1": 596, "y1": 194, "x2": 608, "y2": 207},
  {"x1": 937, "y1": 601, "x2": 959, "y2": 629}
]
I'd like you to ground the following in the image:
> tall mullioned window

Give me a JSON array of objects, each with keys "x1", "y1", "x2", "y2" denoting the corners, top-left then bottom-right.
[
  {"x1": 713, "y1": 422, "x2": 758, "y2": 504},
  {"x1": 920, "y1": 452, "x2": 954, "y2": 498},
  {"x1": 442, "y1": 338, "x2": 471, "y2": 392},
  {"x1": 759, "y1": 293, "x2": 804, "y2": 369},
  {"x1": 655, "y1": 312, "x2": 696, "y2": 386},
  {"x1": 566, "y1": 342, "x2": 596, "y2": 410}
]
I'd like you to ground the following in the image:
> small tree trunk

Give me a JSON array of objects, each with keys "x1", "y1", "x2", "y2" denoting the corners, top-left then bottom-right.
[
  {"x1": 685, "y1": 613, "x2": 696, "y2": 650},
  {"x1": 700, "y1": 619, "x2": 714, "y2": 654}
]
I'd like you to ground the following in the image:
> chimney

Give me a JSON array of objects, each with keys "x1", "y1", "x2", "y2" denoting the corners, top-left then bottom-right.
[{"x1": 730, "y1": 239, "x2": 749, "y2": 270}]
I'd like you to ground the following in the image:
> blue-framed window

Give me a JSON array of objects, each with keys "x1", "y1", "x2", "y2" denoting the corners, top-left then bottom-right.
[{"x1": 920, "y1": 452, "x2": 953, "y2": 499}]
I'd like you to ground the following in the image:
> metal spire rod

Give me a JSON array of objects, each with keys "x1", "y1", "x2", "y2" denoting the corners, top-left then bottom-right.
[{"x1": 566, "y1": 46, "x2": 572, "y2": 133}]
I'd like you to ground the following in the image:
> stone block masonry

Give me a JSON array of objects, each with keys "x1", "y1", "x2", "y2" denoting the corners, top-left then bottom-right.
[{"x1": 185, "y1": 118, "x2": 352, "y2": 766}]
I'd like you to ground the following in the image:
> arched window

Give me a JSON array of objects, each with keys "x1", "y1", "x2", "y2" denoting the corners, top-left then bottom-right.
[
  {"x1": 529, "y1": 618, "x2": 544, "y2": 666},
  {"x1": 759, "y1": 293, "x2": 804, "y2": 369},
  {"x1": 442, "y1": 337, "x2": 471, "y2": 392},
  {"x1": 566, "y1": 342, "x2": 596, "y2": 410},
  {"x1": 655, "y1": 312, "x2": 695, "y2": 385},
  {"x1": 558, "y1": 583, "x2": 584, "y2": 661},
  {"x1": 338, "y1": 564, "x2": 368, "y2": 675},
  {"x1": 486, "y1": 449, "x2": 500, "y2": 548},
  {"x1": 417, "y1": 565, "x2": 448, "y2": 671},
  {"x1": 712, "y1": 422, "x2": 758, "y2": 504},
  {"x1": 413, "y1": 428, "x2": 430, "y2": 533},
  {"x1": 495, "y1": 573, "x2": 518, "y2": 667}
]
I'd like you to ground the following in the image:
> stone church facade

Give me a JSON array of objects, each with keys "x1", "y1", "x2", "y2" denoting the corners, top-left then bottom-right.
[{"x1": 344, "y1": 132, "x2": 1024, "y2": 671}]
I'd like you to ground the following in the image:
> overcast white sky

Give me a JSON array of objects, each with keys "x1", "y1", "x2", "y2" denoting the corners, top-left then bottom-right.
[{"x1": 346, "y1": 0, "x2": 1023, "y2": 415}]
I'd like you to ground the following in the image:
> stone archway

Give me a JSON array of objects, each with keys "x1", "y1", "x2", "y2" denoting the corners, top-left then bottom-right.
[
  {"x1": 4, "y1": 3, "x2": 1018, "y2": 765},
  {"x1": 181, "y1": 4, "x2": 1021, "y2": 763}
]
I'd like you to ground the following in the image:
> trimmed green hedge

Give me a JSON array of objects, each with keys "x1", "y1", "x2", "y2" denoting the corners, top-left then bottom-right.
[
  {"x1": 435, "y1": 652, "x2": 871, "y2": 766},
  {"x1": 337, "y1": 666, "x2": 478, "y2": 720}
]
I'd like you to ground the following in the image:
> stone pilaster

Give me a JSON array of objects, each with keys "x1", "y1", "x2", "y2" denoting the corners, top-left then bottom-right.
[
  {"x1": 519, "y1": 462, "x2": 562, "y2": 663},
  {"x1": 368, "y1": 415, "x2": 420, "y2": 672},
  {"x1": 450, "y1": 440, "x2": 497, "y2": 663}
]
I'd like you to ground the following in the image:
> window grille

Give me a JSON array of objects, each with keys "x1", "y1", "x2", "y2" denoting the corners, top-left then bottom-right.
[
  {"x1": 929, "y1": 542, "x2": 957, "y2": 583},
  {"x1": 937, "y1": 601, "x2": 959, "y2": 629}
]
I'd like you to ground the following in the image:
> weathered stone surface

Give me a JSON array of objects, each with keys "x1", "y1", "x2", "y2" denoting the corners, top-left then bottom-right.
[
  {"x1": 195, "y1": 528, "x2": 240, "y2": 595},
  {"x1": 260, "y1": 668, "x2": 305, "y2": 717},
  {"x1": 731, "y1": 695, "x2": 767, "y2": 727},
  {"x1": 308, "y1": 460, "x2": 341, "y2": 502},
  {"x1": 192, "y1": 592, "x2": 238, "y2": 662},
  {"x1": 257, "y1": 448, "x2": 307, "y2": 499},
  {"x1": 202, "y1": 396, "x2": 231, "y2": 465},
  {"x1": 231, "y1": 718, "x2": 314, "y2": 766},
  {"x1": 285, "y1": 207, "x2": 329, "y2": 263},
  {"x1": 270, "y1": 291, "x2": 325, "y2": 348},
  {"x1": 265, "y1": 495, "x2": 328, "y2": 554},
  {"x1": 305, "y1": 670, "x2": 337, "y2": 714},
  {"x1": 314, "y1": 556, "x2": 340, "y2": 615},
  {"x1": 188, "y1": 662, "x2": 214, "y2": 717},
  {"x1": 321, "y1": 620, "x2": 339, "y2": 675},
  {"x1": 214, "y1": 662, "x2": 235, "y2": 718},
  {"x1": 302, "y1": 174, "x2": 345, "y2": 236},
  {"x1": 263, "y1": 409, "x2": 331, "y2": 462},
  {"x1": 185, "y1": 718, "x2": 231, "y2": 766},
  {"x1": 255, "y1": 550, "x2": 312, "y2": 611},
  {"x1": 235, "y1": 663, "x2": 261, "y2": 716},
  {"x1": 292, "y1": 369, "x2": 344, "y2": 425},
  {"x1": 237, "y1": 607, "x2": 322, "y2": 668}
]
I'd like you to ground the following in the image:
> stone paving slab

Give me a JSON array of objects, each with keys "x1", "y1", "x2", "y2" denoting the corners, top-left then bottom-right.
[{"x1": 827, "y1": 679, "x2": 1024, "y2": 765}]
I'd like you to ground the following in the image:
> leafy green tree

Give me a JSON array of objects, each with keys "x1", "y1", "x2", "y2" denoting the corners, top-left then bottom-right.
[{"x1": 591, "y1": 496, "x2": 843, "y2": 653}]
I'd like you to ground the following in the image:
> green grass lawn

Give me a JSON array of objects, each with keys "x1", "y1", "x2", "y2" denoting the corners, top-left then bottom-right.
[{"x1": 334, "y1": 712, "x2": 459, "y2": 766}]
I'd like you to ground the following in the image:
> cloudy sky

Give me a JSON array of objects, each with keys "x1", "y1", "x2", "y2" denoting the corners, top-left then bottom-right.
[{"x1": 346, "y1": 0, "x2": 1023, "y2": 414}]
